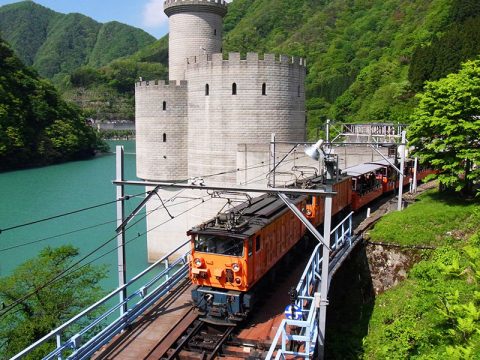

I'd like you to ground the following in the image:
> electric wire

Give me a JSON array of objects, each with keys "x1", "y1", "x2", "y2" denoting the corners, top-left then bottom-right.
[
  {"x1": 67, "y1": 196, "x2": 212, "y2": 283},
  {"x1": 0, "y1": 150, "x2": 311, "y2": 316},
  {"x1": 241, "y1": 154, "x2": 308, "y2": 185},
  {"x1": 0, "y1": 193, "x2": 162, "y2": 252},
  {"x1": 0, "y1": 191, "x2": 148, "y2": 235},
  {"x1": 0, "y1": 219, "x2": 117, "y2": 252},
  {"x1": 0, "y1": 191, "x2": 150, "y2": 252},
  {"x1": 0, "y1": 195, "x2": 208, "y2": 318},
  {"x1": 0, "y1": 190, "x2": 205, "y2": 318}
]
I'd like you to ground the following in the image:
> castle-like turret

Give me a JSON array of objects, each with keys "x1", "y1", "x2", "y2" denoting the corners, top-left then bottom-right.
[
  {"x1": 164, "y1": 0, "x2": 227, "y2": 81},
  {"x1": 135, "y1": 0, "x2": 306, "y2": 261}
]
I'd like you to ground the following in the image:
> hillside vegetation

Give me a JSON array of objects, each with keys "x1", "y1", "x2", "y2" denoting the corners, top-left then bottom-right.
[
  {"x1": 79, "y1": 0, "x2": 480, "y2": 130},
  {"x1": 0, "y1": 1, "x2": 156, "y2": 81},
  {"x1": 0, "y1": 37, "x2": 104, "y2": 171},
  {"x1": 222, "y1": 0, "x2": 480, "y2": 135},
  {"x1": 1, "y1": 0, "x2": 479, "y2": 131},
  {"x1": 360, "y1": 191, "x2": 480, "y2": 358}
]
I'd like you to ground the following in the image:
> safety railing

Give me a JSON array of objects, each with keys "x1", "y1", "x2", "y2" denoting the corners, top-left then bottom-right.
[
  {"x1": 12, "y1": 240, "x2": 190, "y2": 360},
  {"x1": 266, "y1": 212, "x2": 358, "y2": 359}
]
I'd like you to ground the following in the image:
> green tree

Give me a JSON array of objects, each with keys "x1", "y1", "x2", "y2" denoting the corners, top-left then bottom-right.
[
  {"x1": 0, "y1": 245, "x2": 107, "y2": 359},
  {"x1": 408, "y1": 59, "x2": 480, "y2": 195},
  {"x1": 0, "y1": 37, "x2": 105, "y2": 171}
]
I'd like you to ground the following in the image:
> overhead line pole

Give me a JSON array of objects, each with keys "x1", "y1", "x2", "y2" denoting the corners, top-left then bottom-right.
[
  {"x1": 397, "y1": 130, "x2": 406, "y2": 211},
  {"x1": 115, "y1": 146, "x2": 127, "y2": 316}
]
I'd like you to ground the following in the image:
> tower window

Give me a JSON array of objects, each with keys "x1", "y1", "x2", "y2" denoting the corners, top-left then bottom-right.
[
  {"x1": 163, "y1": 133, "x2": 167, "y2": 142},
  {"x1": 232, "y1": 83, "x2": 237, "y2": 95},
  {"x1": 297, "y1": 85, "x2": 301, "y2": 97},
  {"x1": 262, "y1": 83, "x2": 266, "y2": 95},
  {"x1": 214, "y1": 29, "x2": 217, "y2": 36},
  {"x1": 163, "y1": 101, "x2": 166, "y2": 110},
  {"x1": 205, "y1": 83, "x2": 209, "y2": 96}
]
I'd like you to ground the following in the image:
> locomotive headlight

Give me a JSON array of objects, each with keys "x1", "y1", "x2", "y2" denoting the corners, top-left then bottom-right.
[
  {"x1": 194, "y1": 258, "x2": 204, "y2": 268},
  {"x1": 232, "y1": 263, "x2": 241, "y2": 273}
]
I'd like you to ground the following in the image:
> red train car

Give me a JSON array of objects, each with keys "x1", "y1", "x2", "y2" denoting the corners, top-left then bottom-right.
[{"x1": 343, "y1": 163, "x2": 385, "y2": 211}]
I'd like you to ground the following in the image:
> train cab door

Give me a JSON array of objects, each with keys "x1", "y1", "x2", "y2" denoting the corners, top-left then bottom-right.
[
  {"x1": 246, "y1": 237, "x2": 254, "y2": 285},
  {"x1": 254, "y1": 234, "x2": 263, "y2": 279}
]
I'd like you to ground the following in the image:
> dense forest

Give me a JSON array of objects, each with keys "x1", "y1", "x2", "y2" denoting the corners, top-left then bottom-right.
[
  {"x1": 1, "y1": 0, "x2": 479, "y2": 131},
  {"x1": 0, "y1": 1, "x2": 156, "y2": 81},
  {"x1": 0, "y1": 37, "x2": 104, "y2": 171},
  {"x1": 224, "y1": 0, "x2": 480, "y2": 135}
]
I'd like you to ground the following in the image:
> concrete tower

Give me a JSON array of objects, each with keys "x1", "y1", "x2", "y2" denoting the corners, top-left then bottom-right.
[
  {"x1": 164, "y1": 0, "x2": 228, "y2": 81},
  {"x1": 135, "y1": 0, "x2": 307, "y2": 261},
  {"x1": 135, "y1": 79, "x2": 188, "y2": 181}
]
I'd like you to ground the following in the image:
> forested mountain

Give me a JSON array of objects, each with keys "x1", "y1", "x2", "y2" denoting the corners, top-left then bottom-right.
[
  {"x1": 0, "y1": 37, "x2": 103, "y2": 171},
  {"x1": 92, "y1": 0, "x2": 479, "y2": 132},
  {"x1": 0, "y1": 1, "x2": 156, "y2": 81},
  {"x1": 221, "y1": 0, "x2": 480, "y2": 134},
  {"x1": 2, "y1": 0, "x2": 479, "y2": 133}
]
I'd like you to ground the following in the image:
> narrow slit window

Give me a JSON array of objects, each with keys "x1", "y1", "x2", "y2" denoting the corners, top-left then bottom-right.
[
  {"x1": 205, "y1": 83, "x2": 209, "y2": 96},
  {"x1": 163, "y1": 133, "x2": 167, "y2": 142},
  {"x1": 163, "y1": 101, "x2": 166, "y2": 110},
  {"x1": 256, "y1": 236, "x2": 261, "y2": 252},
  {"x1": 232, "y1": 82, "x2": 237, "y2": 95},
  {"x1": 297, "y1": 85, "x2": 301, "y2": 97},
  {"x1": 262, "y1": 83, "x2": 266, "y2": 95},
  {"x1": 214, "y1": 29, "x2": 217, "y2": 36}
]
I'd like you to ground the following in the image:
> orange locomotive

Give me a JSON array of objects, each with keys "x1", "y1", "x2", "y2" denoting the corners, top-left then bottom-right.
[
  {"x1": 188, "y1": 157, "x2": 430, "y2": 324},
  {"x1": 188, "y1": 175, "x2": 352, "y2": 325}
]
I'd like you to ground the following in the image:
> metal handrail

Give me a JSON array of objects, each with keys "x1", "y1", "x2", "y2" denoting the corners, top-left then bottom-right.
[
  {"x1": 11, "y1": 240, "x2": 191, "y2": 360},
  {"x1": 266, "y1": 212, "x2": 355, "y2": 359}
]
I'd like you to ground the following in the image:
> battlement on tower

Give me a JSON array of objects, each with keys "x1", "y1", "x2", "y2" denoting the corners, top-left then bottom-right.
[
  {"x1": 135, "y1": 79, "x2": 188, "y2": 88},
  {"x1": 186, "y1": 52, "x2": 307, "y2": 68},
  {"x1": 164, "y1": 0, "x2": 228, "y2": 17}
]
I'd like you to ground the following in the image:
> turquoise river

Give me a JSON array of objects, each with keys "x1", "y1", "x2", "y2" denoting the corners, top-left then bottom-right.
[{"x1": 0, "y1": 141, "x2": 151, "y2": 292}]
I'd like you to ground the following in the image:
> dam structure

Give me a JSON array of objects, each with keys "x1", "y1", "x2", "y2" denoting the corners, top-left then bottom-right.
[{"x1": 135, "y1": 0, "x2": 308, "y2": 261}]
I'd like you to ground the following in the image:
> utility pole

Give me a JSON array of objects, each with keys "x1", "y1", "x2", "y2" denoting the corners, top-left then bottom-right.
[
  {"x1": 397, "y1": 130, "x2": 406, "y2": 211},
  {"x1": 317, "y1": 190, "x2": 333, "y2": 360},
  {"x1": 413, "y1": 157, "x2": 418, "y2": 193},
  {"x1": 270, "y1": 133, "x2": 276, "y2": 187},
  {"x1": 116, "y1": 146, "x2": 127, "y2": 316}
]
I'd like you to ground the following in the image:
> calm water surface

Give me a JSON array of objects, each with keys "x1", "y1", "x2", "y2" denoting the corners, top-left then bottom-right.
[{"x1": 0, "y1": 141, "x2": 149, "y2": 291}]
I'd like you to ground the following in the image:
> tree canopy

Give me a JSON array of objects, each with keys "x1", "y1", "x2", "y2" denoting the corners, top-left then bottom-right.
[
  {"x1": 408, "y1": 59, "x2": 480, "y2": 195},
  {"x1": 0, "y1": 37, "x2": 105, "y2": 171},
  {"x1": 0, "y1": 245, "x2": 107, "y2": 359}
]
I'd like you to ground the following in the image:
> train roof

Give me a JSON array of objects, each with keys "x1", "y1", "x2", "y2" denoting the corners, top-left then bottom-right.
[
  {"x1": 368, "y1": 158, "x2": 397, "y2": 167},
  {"x1": 187, "y1": 172, "x2": 352, "y2": 239},
  {"x1": 343, "y1": 163, "x2": 385, "y2": 177},
  {"x1": 187, "y1": 193, "x2": 301, "y2": 238}
]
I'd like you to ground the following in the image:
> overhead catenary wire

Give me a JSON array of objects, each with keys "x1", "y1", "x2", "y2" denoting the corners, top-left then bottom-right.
[
  {"x1": 65, "y1": 196, "x2": 212, "y2": 283},
  {"x1": 0, "y1": 193, "x2": 165, "y2": 252},
  {"x1": 0, "y1": 190, "x2": 208, "y2": 318},
  {"x1": 0, "y1": 219, "x2": 117, "y2": 252},
  {"x1": 0, "y1": 191, "x2": 149, "y2": 235},
  {"x1": 241, "y1": 153, "x2": 308, "y2": 185},
  {"x1": 0, "y1": 150, "x2": 312, "y2": 317}
]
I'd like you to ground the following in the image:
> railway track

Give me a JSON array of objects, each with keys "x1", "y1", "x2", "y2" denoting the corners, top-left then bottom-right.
[
  {"x1": 160, "y1": 319, "x2": 271, "y2": 360},
  {"x1": 147, "y1": 194, "x2": 404, "y2": 360}
]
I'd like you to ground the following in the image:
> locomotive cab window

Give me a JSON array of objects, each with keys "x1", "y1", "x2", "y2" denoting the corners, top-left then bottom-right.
[
  {"x1": 194, "y1": 235, "x2": 244, "y2": 256},
  {"x1": 255, "y1": 235, "x2": 261, "y2": 252},
  {"x1": 248, "y1": 238, "x2": 253, "y2": 257}
]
